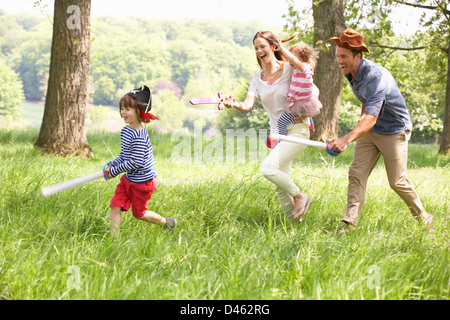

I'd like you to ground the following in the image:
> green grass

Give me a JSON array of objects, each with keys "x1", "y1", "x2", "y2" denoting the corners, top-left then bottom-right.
[{"x1": 0, "y1": 128, "x2": 449, "y2": 300}]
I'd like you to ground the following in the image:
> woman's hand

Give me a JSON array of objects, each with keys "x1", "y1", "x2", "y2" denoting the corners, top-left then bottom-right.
[
  {"x1": 222, "y1": 100, "x2": 238, "y2": 109},
  {"x1": 223, "y1": 95, "x2": 256, "y2": 112}
]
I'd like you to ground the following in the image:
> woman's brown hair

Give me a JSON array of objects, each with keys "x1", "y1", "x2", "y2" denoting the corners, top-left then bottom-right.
[{"x1": 253, "y1": 31, "x2": 287, "y2": 69}]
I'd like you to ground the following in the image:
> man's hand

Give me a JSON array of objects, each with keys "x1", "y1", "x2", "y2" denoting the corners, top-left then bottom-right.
[
  {"x1": 329, "y1": 114, "x2": 378, "y2": 153},
  {"x1": 328, "y1": 137, "x2": 349, "y2": 153}
]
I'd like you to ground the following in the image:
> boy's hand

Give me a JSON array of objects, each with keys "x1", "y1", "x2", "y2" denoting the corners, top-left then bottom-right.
[{"x1": 105, "y1": 164, "x2": 114, "y2": 179}]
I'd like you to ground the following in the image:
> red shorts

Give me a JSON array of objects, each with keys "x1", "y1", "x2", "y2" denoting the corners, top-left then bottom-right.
[{"x1": 110, "y1": 175, "x2": 157, "y2": 218}]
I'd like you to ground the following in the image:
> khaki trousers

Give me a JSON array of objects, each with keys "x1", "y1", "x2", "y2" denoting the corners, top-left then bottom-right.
[{"x1": 343, "y1": 130, "x2": 425, "y2": 225}]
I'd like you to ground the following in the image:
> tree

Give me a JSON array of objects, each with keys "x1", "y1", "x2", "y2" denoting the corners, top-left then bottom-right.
[
  {"x1": 93, "y1": 76, "x2": 116, "y2": 105},
  {"x1": 311, "y1": 0, "x2": 346, "y2": 142},
  {"x1": 284, "y1": 0, "x2": 449, "y2": 153},
  {"x1": 283, "y1": 0, "x2": 345, "y2": 142},
  {"x1": 152, "y1": 89, "x2": 186, "y2": 134},
  {"x1": 14, "y1": 28, "x2": 51, "y2": 101},
  {"x1": 154, "y1": 80, "x2": 182, "y2": 99},
  {"x1": 35, "y1": 0, "x2": 92, "y2": 157},
  {"x1": 387, "y1": 0, "x2": 449, "y2": 154}
]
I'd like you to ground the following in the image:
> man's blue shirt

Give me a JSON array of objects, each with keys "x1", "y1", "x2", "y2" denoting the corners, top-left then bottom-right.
[{"x1": 345, "y1": 58, "x2": 412, "y2": 134}]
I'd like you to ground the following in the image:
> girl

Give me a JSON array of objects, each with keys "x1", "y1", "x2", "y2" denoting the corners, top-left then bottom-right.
[
  {"x1": 276, "y1": 41, "x2": 322, "y2": 136},
  {"x1": 106, "y1": 85, "x2": 177, "y2": 236},
  {"x1": 223, "y1": 31, "x2": 315, "y2": 221}
]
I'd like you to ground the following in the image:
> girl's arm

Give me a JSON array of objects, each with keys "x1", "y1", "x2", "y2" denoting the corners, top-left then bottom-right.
[{"x1": 276, "y1": 40, "x2": 305, "y2": 72}]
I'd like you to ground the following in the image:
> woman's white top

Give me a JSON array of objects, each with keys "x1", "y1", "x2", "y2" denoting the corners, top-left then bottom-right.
[{"x1": 247, "y1": 62, "x2": 293, "y2": 134}]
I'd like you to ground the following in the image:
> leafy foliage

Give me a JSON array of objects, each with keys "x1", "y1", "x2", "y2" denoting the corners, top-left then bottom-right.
[
  {"x1": 88, "y1": 17, "x2": 263, "y2": 106},
  {"x1": 0, "y1": 8, "x2": 447, "y2": 140},
  {"x1": 283, "y1": 0, "x2": 447, "y2": 143},
  {"x1": 1, "y1": 14, "x2": 51, "y2": 101},
  {"x1": 217, "y1": 79, "x2": 269, "y2": 133},
  {"x1": 151, "y1": 89, "x2": 186, "y2": 134},
  {"x1": 0, "y1": 62, "x2": 24, "y2": 122}
]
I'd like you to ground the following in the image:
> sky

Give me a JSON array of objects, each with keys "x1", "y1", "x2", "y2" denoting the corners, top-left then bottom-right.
[
  {"x1": 0, "y1": 0, "x2": 290, "y2": 27},
  {"x1": 0, "y1": 0, "x2": 423, "y2": 35}
]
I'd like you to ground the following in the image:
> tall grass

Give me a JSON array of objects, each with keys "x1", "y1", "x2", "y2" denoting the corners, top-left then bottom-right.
[{"x1": 0, "y1": 128, "x2": 448, "y2": 300}]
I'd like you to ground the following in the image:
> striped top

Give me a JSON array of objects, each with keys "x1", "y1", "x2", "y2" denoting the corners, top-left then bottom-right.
[
  {"x1": 277, "y1": 112, "x2": 311, "y2": 136},
  {"x1": 288, "y1": 62, "x2": 314, "y2": 101},
  {"x1": 109, "y1": 125, "x2": 156, "y2": 183}
]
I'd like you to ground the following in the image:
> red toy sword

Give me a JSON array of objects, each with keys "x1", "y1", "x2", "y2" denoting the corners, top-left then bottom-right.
[{"x1": 189, "y1": 91, "x2": 236, "y2": 110}]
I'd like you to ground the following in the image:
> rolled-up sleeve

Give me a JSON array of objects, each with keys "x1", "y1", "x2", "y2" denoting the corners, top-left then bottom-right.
[{"x1": 363, "y1": 76, "x2": 386, "y2": 117}]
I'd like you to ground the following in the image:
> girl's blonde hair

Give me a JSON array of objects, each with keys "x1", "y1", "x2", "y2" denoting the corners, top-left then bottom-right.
[
  {"x1": 289, "y1": 42, "x2": 318, "y2": 69},
  {"x1": 119, "y1": 94, "x2": 151, "y2": 124}
]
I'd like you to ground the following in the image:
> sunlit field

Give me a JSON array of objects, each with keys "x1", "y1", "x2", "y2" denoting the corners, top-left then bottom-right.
[{"x1": 0, "y1": 128, "x2": 448, "y2": 300}]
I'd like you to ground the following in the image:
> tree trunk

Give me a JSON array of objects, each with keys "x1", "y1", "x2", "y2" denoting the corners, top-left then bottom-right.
[
  {"x1": 311, "y1": 0, "x2": 345, "y2": 142},
  {"x1": 35, "y1": 0, "x2": 92, "y2": 157},
  {"x1": 439, "y1": 46, "x2": 450, "y2": 155}
]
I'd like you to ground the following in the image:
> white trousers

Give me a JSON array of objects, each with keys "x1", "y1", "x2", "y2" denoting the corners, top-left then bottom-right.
[{"x1": 261, "y1": 122, "x2": 309, "y2": 218}]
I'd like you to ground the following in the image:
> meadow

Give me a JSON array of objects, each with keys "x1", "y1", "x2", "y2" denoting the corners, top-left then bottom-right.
[{"x1": 0, "y1": 127, "x2": 448, "y2": 301}]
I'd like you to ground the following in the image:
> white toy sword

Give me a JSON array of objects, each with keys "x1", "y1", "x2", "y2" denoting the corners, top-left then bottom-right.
[
  {"x1": 41, "y1": 164, "x2": 109, "y2": 197},
  {"x1": 270, "y1": 133, "x2": 340, "y2": 156}
]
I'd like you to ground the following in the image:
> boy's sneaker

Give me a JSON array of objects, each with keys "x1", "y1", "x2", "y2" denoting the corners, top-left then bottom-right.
[{"x1": 165, "y1": 218, "x2": 177, "y2": 228}]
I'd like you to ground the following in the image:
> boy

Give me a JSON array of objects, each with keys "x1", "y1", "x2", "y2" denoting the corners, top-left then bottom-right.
[{"x1": 106, "y1": 85, "x2": 177, "y2": 236}]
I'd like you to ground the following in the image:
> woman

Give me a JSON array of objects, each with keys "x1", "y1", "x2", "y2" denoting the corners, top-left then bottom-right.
[{"x1": 223, "y1": 31, "x2": 315, "y2": 221}]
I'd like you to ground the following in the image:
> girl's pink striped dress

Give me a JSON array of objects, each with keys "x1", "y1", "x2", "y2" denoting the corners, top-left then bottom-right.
[{"x1": 277, "y1": 62, "x2": 322, "y2": 135}]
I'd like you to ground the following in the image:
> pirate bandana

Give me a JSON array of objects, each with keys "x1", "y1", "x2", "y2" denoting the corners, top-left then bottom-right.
[{"x1": 127, "y1": 85, "x2": 159, "y2": 120}]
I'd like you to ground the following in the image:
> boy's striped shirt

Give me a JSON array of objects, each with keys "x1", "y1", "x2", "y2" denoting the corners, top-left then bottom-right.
[{"x1": 109, "y1": 126, "x2": 156, "y2": 183}]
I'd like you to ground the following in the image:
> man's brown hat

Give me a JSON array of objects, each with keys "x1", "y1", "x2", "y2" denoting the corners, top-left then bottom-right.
[{"x1": 330, "y1": 28, "x2": 370, "y2": 53}]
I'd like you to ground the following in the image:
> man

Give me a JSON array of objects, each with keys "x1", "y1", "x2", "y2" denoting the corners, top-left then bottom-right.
[{"x1": 329, "y1": 28, "x2": 433, "y2": 233}]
